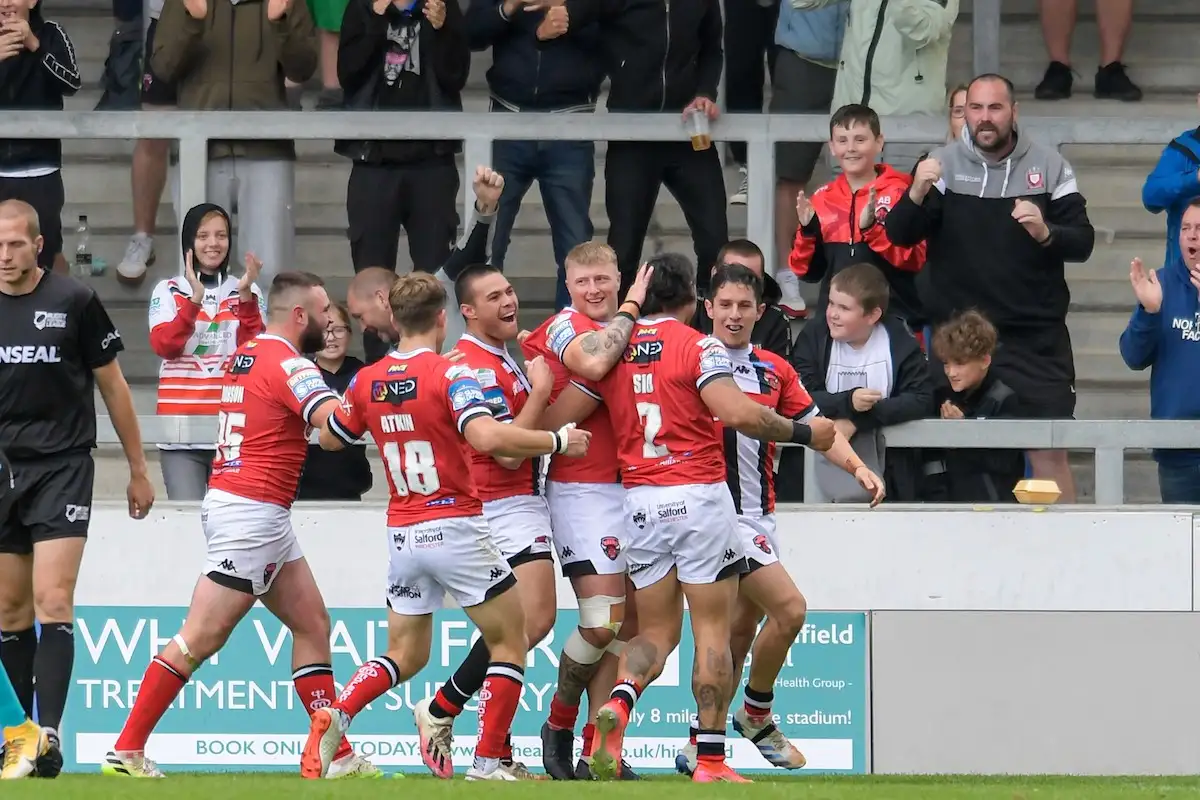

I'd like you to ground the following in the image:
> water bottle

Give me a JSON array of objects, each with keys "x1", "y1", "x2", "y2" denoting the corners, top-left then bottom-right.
[{"x1": 74, "y1": 215, "x2": 92, "y2": 277}]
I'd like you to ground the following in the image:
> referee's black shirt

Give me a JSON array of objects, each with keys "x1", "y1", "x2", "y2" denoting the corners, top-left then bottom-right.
[{"x1": 0, "y1": 271, "x2": 124, "y2": 461}]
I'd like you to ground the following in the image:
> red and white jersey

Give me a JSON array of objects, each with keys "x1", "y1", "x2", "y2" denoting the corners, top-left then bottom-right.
[
  {"x1": 456, "y1": 333, "x2": 544, "y2": 502},
  {"x1": 521, "y1": 308, "x2": 620, "y2": 485},
  {"x1": 208, "y1": 334, "x2": 339, "y2": 508},
  {"x1": 719, "y1": 345, "x2": 819, "y2": 517},
  {"x1": 328, "y1": 348, "x2": 492, "y2": 527},
  {"x1": 595, "y1": 316, "x2": 733, "y2": 488},
  {"x1": 148, "y1": 275, "x2": 265, "y2": 421}
]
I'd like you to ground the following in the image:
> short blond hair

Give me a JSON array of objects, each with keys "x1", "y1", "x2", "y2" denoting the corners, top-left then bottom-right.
[
  {"x1": 0, "y1": 199, "x2": 41, "y2": 240},
  {"x1": 390, "y1": 272, "x2": 446, "y2": 335},
  {"x1": 565, "y1": 241, "x2": 617, "y2": 270}
]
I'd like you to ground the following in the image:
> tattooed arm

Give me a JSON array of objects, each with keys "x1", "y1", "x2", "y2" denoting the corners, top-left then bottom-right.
[
  {"x1": 700, "y1": 376, "x2": 837, "y2": 451},
  {"x1": 559, "y1": 264, "x2": 654, "y2": 383}
]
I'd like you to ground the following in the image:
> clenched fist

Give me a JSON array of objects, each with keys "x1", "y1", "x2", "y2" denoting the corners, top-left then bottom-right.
[
  {"x1": 423, "y1": 0, "x2": 446, "y2": 30},
  {"x1": 536, "y1": 5, "x2": 567, "y2": 40},
  {"x1": 473, "y1": 166, "x2": 505, "y2": 214},
  {"x1": 1012, "y1": 198, "x2": 1050, "y2": 243},
  {"x1": 910, "y1": 157, "x2": 941, "y2": 203}
]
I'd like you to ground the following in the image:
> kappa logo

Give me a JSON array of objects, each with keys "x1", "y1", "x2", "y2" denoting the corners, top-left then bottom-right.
[
  {"x1": 218, "y1": 559, "x2": 236, "y2": 572},
  {"x1": 33, "y1": 311, "x2": 67, "y2": 330},
  {"x1": 489, "y1": 567, "x2": 505, "y2": 581},
  {"x1": 599, "y1": 536, "x2": 621, "y2": 561},
  {"x1": 722, "y1": 548, "x2": 738, "y2": 562},
  {"x1": 560, "y1": 546, "x2": 575, "y2": 559}
]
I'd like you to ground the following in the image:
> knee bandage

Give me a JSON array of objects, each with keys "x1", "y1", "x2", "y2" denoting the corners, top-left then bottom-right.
[
  {"x1": 563, "y1": 595, "x2": 624, "y2": 664},
  {"x1": 173, "y1": 634, "x2": 204, "y2": 671}
]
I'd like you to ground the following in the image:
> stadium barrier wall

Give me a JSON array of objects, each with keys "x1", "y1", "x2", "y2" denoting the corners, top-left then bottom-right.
[{"x1": 62, "y1": 503, "x2": 1197, "y2": 776}]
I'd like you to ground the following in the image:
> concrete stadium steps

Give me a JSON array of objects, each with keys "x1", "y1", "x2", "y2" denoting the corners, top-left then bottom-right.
[{"x1": 53, "y1": 0, "x2": 1182, "y2": 493}]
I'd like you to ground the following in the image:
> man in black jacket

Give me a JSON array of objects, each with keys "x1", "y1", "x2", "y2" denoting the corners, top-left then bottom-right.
[
  {"x1": 0, "y1": 0, "x2": 81, "y2": 272},
  {"x1": 337, "y1": 0, "x2": 470, "y2": 277},
  {"x1": 691, "y1": 239, "x2": 792, "y2": 358},
  {"x1": 571, "y1": 0, "x2": 729, "y2": 298},
  {"x1": 466, "y1": 0, "x2": 604, "y2": 312},
  {"x1": 885, "y1": 73, "x2": 1095, "y2": 501}
]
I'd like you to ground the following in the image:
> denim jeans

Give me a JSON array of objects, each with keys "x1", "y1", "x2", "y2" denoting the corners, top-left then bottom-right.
[
  {"x1": 490, "y1": 138, "x2": 595, "y2": 311},
  {"x1": 1157, "y1": 461, "x2": 1200, "y2": 504}
]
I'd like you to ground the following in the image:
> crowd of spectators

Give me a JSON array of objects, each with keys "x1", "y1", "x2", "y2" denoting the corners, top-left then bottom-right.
[{"x1": 3, "y1": 0, "x2": 1191, "y2": 504}]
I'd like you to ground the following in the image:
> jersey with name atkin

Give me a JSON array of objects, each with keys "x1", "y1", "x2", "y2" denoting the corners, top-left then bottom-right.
[
  {"x1": 208, "y1": 334, "x2": 339, "y2": 509},
  {"x1": 720, "y1": 345, "x2": 819, "y2": 517},
  {"x1": 329, "y1": 348, "x2": 493, "y2": 527},
  {"x1": 521, "y1": 308, "x2": 620, "y2": 484},
  {"x1": 0, "y1": 271, "x2": 124, "y2": 461},
  {"x1": 456, "y1": 333, "x2": 544, "y2": 501},
  {"x1": 595, "y1": 316, "x2": 733, "y2": 487}
]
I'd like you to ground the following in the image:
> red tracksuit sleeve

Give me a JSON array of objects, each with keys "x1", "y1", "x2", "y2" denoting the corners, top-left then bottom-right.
[
  {"x1": 788, "y1": 217, "x2": 823, "y2": 279},
  {"x1": 861, "y1": 219, "x2": 927, "y2": 273},
  {"x1": 149, "y1": 297, "x2": 201, "y2": 360}
]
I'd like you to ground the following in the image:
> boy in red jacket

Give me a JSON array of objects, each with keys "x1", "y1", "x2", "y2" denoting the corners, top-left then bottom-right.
[{"x1": 788, "y1": 104, "x2": 927, "y2": 333}]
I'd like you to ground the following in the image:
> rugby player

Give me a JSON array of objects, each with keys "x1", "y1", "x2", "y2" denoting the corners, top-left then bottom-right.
[
  {"x1": 102, "y1": 273, "x2": 374, "y2": 779},
  {"x1": 410, "y1": 262, "x2": 648, "y2": 779},
  {"x1": 521, "y1": 242, "x2": 643, "y2": 780},
  {"x1": 538, "y1": 252, "x2": 842, "y2": 782},
  {"x1": 675, "y1": 264, "x2": 884, "y2": 776},
  {"x1": 303, "y1": 272, "x2": 590, "y2": 782},
  {"x1": 0, "y1": 199, "x2": 154, "y2": 778}
]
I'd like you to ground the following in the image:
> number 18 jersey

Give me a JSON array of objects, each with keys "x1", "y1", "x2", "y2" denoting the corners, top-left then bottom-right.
[
  {"x1": 328, "y1": 347, "x2": 493, "y2": 527},
  {"x1": 595, "y1": 316, "x2": 734, "y2": 488}
]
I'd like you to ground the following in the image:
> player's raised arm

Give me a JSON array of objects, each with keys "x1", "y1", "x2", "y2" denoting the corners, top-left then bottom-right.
[
  {"x1": 493, "y1": 356, "x2": 555, "y2": 470},
  {"x1": 558, "y1": 264, "x2": 653, "y2": 382}
]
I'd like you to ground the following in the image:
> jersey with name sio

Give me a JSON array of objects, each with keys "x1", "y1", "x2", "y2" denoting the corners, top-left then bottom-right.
[
  {"x1": 208, "y1": 334, "x2": 339, "y2": 508},
  {"x1": 521, "y1": 308, "x2": 620, "y2": 484},
  {"x1": 329, "y1": 348, "x2": 493, "y2": 527},
  {"x1": 0, "y1": 272, "x2": 124, "y2": 460},
  {"x1": 596, "y1": 316, "x2": 733, "y2": 487}
]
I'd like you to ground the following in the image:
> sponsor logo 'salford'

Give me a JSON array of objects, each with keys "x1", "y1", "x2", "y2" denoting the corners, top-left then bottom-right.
[
  {"x1": 33, "y1": 311, "x2": 67, "y2": 330},
  {"x1": 413, "y1": 530, "x2": 443, "y2": 548}
]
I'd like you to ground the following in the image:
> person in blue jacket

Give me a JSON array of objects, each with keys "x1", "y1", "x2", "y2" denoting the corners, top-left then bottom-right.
[
  {"x1": 1141, "y1": 103, "x2": 1200, "y2": 267},
  {"x1": 1119, "y1": 197, "x2": 1200, "y2": 503}
]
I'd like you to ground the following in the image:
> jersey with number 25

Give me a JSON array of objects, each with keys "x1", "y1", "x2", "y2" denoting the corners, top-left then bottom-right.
[
  {"x1": 595, "y1": 317, "x2": 735, "y2": 487},
  {"x1": 328, "y1": 348, "x2": 493, "y2": 527},
  {"x1": 208, "y1": 334, "x2": 339, "y2": 508}
]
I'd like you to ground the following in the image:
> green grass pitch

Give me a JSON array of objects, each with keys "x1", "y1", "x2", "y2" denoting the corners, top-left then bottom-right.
[{"x1": 6, "y1": 774, "x2": 1200, "y2": 798}]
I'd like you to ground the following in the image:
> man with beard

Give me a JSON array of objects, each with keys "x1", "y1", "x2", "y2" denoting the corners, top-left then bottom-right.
[
  {"x1": 346, "y1": 167, "x2": 505, "y2": 361},
  {"x1": 885, "y1": 73, "x2": 1095, "y2": 502},
  {"x1": 103, "y1": 273, "x2": 375, "y2": 779}
]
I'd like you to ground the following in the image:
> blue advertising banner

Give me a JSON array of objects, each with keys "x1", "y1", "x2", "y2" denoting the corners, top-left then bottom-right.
[{"x1": 64, "y1": 607, "x2": 867, "y2": 774}]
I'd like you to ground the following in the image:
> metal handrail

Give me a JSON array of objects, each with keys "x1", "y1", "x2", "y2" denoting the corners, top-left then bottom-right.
[{"x1": 95, "y1": 415, "x2": 1200, "y2": 505}]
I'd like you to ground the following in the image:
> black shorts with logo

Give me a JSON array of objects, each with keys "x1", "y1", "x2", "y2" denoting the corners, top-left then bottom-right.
[{"x1": 0, "y1": 454, "x2": 94, "y2": 555}]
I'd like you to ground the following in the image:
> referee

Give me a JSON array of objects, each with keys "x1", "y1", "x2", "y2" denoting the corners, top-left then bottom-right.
[{"x1": 0, "y1": 199, "x2": 155, "y2": 776}]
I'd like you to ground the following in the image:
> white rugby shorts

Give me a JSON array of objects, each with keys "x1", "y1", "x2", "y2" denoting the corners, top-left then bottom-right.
[
  {"x1": 546, "y1": 480, "x2": 627, "y2": 576},
  {"x1": 385, "y1": 515, "x2": 515, "y2": 616},
  {"x1": 623, "y1": 482, "x2": 746, "y2": 589},
  {"x1": 200, "y1": 488, "x2": 304, "y2": 596}
]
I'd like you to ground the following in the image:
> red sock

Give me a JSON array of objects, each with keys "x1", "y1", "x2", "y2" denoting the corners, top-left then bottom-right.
[
  {"x1": 608, "y1": 679, "x2": 641, "y2": 718},
  {"x1": 547, "y1": 695, "x2": 579, "y2": 732},
  {"x1": 581, "y1": 723, "x2": 595, "y2": 757},
  {"x1": 475, "y1": 662, "x2": 524, "y2": 759},
  {"x1": 114, "y1": 657, "x2": 187, "y2": 752},
  {"x1": 295, "y1": 663, "x2": 363, "y2": 761},
  {"x1": 432, "y1": 686, "x2": 463, "y2": 718}
]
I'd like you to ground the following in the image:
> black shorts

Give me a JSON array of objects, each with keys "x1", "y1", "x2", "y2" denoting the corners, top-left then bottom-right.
[
  {"x1": 769, "y1": 49, "x2": 836, "y2": 184},
  {"x1": 0, "y1": 454, "x2": 94, "y2": 555},
  {"x1": 141, "y1": 19, "x2": 178, "y2": 106},
  {"x1": 989, "y1": 326, "x2": 1077, "y2": 419},
  {"x1": 0, "y1": 173, "x2": 63, "y2": 268}
]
